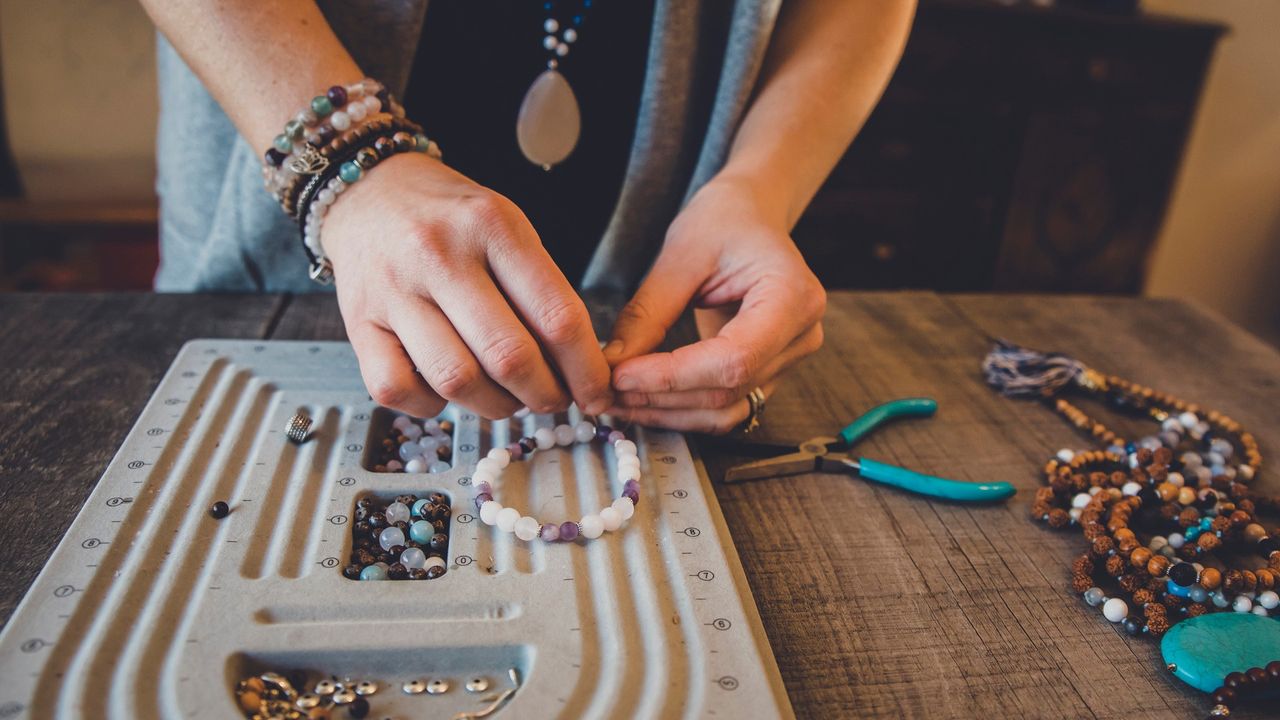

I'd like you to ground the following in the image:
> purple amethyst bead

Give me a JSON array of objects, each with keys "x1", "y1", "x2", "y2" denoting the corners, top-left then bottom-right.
[
  {"x1": 326, "y1": 84, "x2": 348, "y2": 108},
  {"x1": 507, "y1": 442, "x2": 524, "y2": 460},
  {"x1": 474, "y1": 481, "x2": 492, "y2": 495},
  {"x1": 558, "y1": 521, "x2": 579, "y2": 541},
  {"x1": 595, "y1": 424, "x2": 614, "y2": 441},
  {"x1": 623, "y1": 489, "x2": 640, "y2": 505},
  {"x1": 317, "y1": 125, "x2": 337, "y2": 146},
  {"x1": 264, "y1": 148, "x2": 287, "y2": 167},
  {"x1": 473, "y1": 492, "x2": 492, "y2": 510},
  {"x1": 608, "y1": 430, "x2": 626, "y2": 444},
  {"x1": 518, "y1": 437, "x2": 536, "y2": 454},
  {"x1": 623, "y1": 479, "x2": 640, "y2": 494},
  {"x1": 540, "y1": 523, "x2": 560, "y2": 542}
]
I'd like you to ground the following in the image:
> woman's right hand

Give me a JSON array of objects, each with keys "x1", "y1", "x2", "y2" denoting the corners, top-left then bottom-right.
[{"x1": 322, "y1": 152, "x2": 613, "y2": 420}]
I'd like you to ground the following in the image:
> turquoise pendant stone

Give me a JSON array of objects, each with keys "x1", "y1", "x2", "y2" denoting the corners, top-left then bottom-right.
[{"x1": 1160, "y1": 612, "x2": 1280, "y2": 692}]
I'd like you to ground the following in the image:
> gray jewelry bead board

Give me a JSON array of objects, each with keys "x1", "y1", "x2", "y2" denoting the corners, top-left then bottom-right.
[{"x1": 0, "y1": 340, "x2": 793, "y2": 719}]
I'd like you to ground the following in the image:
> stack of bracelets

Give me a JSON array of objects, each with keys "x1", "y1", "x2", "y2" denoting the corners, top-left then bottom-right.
[
  {"x1": 472, "y1": 418, "x2": 640, "y2": 543},
  {"x1": 260, "y1": 77, "x2": 443, "y2": 284},
  {"x1": 984, "y1": 342, "x2": 1278, "y2": 719}
]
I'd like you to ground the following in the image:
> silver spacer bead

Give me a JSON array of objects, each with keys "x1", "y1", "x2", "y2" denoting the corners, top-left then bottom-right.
[{"x1": 286, "y1": 412, "x2": 313, "y2": 444}]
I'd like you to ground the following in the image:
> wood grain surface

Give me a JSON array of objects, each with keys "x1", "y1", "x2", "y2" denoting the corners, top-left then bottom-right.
[{"x1": 0, "y1": 291, "x2": 1275, "y2": 719}]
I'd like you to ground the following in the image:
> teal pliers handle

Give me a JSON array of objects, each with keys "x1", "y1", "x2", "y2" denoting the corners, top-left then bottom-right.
[
  {"x1": 854, "y1": 458, "x2": 1017, "y2": 503},
  {"x1": 836, "y1": 398, "x2": 1016, "y2": 502},
  {"x1": 838, "y1": 397, "x2": 938, "y2": 446}
]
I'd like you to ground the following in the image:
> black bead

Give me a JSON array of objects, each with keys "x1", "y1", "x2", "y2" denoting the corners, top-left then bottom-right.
[
  {"x1": 354, "y1": 520, "x2": 372, "y2": 536},
  {"x1": 1211, "y1": 687, "x2": 1236, "y2": 706},
  {"x1": 408, "y1": 567, "x2": 428, "y2": 580},
  {"x1": 347, "y1": 696, "x2": 370, "y2": 718},
  {"x1": 208, "y1": 501, "x2": 230, "y2": 519},
  {"x1": 431, "y1": 519, "x2": 448, "y2": 532},
  {"x1": 389, "y1": 545, "x2": 405, "y2": 556},
  {"x1": 1266, "y1": 660, "x2": 1280, "y2": 681},
  {"x1": 264, "y1": 148, "x2": 287, "y2": 167},
  {"x1": 368, "y1": 512, "x2": 387, "y2": 529},
  {"x1": 387, "y1": 563, "x2": 408, "y2": 580},
  {"x1": 429, "y1": 492, "x2": 448, "y2": 505},
  {"x1": 1122, "y1": 617, "x2": 1142, "y2": 636},
  {"x1": 396, "y1": 494, "x2": 417, "y2": 506},
  {"x1": 357, "y1": 497, "x2": 375, "y2": 510},
  {"x1": 1196, "y1": 490, "x2": 1218, "y2": 510},
  {"x1": 343, "y1": 564, "x2": 363, "y2": 580},
  {"x1": 377, "y1": 552, "x2": 394, "y2": 565},
  {"x1": 1246, "y1": 667, "x2": 1268, "y2": 686},
  {"x1": 1169, "y1": 562, "x2": 1198, "y2": 587},
  {"x1": 518, "y1": 438, "x2": 535, "y2": 453},
  {"x1": 429, "y1": 533, "x2": 449, "y2": 552},
  {"x1": 1258, "y1": 537, "x2": 1280, "y2": 557},
  {"x1": 426, "y1": 565, "x2": 446, "y2": 579}
]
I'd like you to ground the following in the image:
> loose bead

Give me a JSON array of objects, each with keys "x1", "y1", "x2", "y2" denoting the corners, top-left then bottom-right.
[
  {"x1": 209, "y1": 501, "x2": 230, "y2": 519},
  {"x1": 409, "y1": 520, "x2": 434, "y2": 544},
  {"x1": 580, "y1": 515, "x2": 604, "y2": 539},
  {"x1": 379, "y1": 526, "x2": 405, "y2": 551},
  {"x1": 360, "y1": 563, "x2": 389, "y2": 581},
  {"x1": 496, "y1": 507, "x2": 520, "y2": 532},
  {"x1": 385, "y1": 501, "x2": 410, "y2": 524},
  {"x1": 404, "y1": 458, "x2": 426, "y2": 473},
  {"x1": 400, "y1": 547, "x2": 427, "y2": 570},
  {"x1": 347, "y1": 100, "x2": 367, "y2": 122},
  {"x1": 1102, "y1": 597, "x2": 1128, "y2": 622}
]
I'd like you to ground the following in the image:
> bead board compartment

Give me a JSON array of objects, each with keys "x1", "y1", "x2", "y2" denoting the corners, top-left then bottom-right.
[{"x1": 0, "y1": 340, "x2": 793, "y2": 720}]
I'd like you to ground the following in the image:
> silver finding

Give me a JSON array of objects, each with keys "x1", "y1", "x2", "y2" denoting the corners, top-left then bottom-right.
[
  {"x1": 741, "y1": 386, "x2": 767, "y2": 435},
  {"x1": 286, "y1": 412, "x2": 313, "y2": 444},
  {"x1": 465, "y1": 677, "x2": 490, "y2": 693},
  {"x1": 426, "y1": 678, "x2": 450, "y2": 695},
  {"x1": 453, "y1": 668, "x2": 522, "y2": 720}
]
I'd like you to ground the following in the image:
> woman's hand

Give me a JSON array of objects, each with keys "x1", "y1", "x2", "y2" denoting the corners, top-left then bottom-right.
[
  {"x1": 603, "y1": 174, "x2": 826, "y2": 433},
  {"x1": 323, "y1": 152, "x2": 613, "y2": 420}
]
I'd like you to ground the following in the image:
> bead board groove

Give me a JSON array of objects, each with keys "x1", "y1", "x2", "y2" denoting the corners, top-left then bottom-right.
[{"x1": 0, "y1": 340, "x2": 792, "y2": 719}]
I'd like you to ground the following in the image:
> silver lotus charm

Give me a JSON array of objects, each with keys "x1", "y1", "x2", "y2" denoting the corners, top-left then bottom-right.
[{"x1": 286, "y1": 144, "x2": 330, "y2": 175}]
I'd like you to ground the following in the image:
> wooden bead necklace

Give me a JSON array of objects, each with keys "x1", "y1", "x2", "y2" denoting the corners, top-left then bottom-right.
[
  {"x1": 984, "y1": 342, "x2": 1279, "y2": 719},
  {"x1": 473, "y1": 420, "x2": 639, "y2": 543}
]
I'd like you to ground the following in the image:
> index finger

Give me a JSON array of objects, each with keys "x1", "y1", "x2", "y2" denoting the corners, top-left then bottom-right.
[
  {"x1": 487, "y1": 228, "x2": 614, "y2": 415},
  {"x1": 612, "y1": 279, "x2": 818, "y2": 393}
]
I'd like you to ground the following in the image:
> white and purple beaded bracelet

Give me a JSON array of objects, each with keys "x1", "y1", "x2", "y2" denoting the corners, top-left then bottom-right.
[{"x1": 473, "y1": 420, "x2": 639, "y2": 542}]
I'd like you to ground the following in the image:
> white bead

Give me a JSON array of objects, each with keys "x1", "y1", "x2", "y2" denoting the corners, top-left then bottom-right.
[
  {"x1": 1088, "y1": 486, "x2": 1102, "y2": 496},
  {"x1": 514, "y1": 406, "x2": 532, "y2": 418},
  {"x1": 543, "y1": 34, "x2": 558, "y2": 50},
  {"x1": 1102, "y1": 598, "x2": 1128, "y2": 622},
  {"x1": 496, "y1": 507, "x2": 520, "y2": 533},
  {"x1": 385, "y1": 460, "x2": 402, "y2": 471},
  {"x1": 392, "y1": 416, "x2": 412, "y2": 431},
  {"x1": 400, "y1": 547, "x2": 427, "y2": 569},
  {"x1": 544, "y1": 18, "x2": 559, "y2": 32},
  {"x1": 330, "y1": 110, "x2": 351, "y2": 131},
  {"x1": 574, "y1": 421, "x2": 595, "y2": 443},
  {"x1": 618, "y1": 465, "x2": 641, "y2": 483},
  {"x1": 425, "y1": 555, "x2": 445, "y2": 570},
  {"x1": 554, "y1": 424, "x2": 575, "y2": 446},
  {"x1": 1068, "y1": 508, "x2": 1082, "y2": 523},
  {"x1": 614, "y1": 439, "x2": 637, "y2": 457},
  {"x1": 487, "y1": 447, "x2": 511, "y2": 468},
  {"x1": 1258, "y1": 590, "x2": 1279, "y2": 609},
  {"x1": 612, "y1": 496, "x2": 635, "y2": 520},
  {"x1": 563, "y1": 28, "x2": 577, "y2": 42},
  {"x1": 405, "y1": 458, "x2": 426, "y2": 473},
  {"x1": 363, "y1": 95, "x2": 381, "y2": 113},
  {"x1": 471, "y1": 468, "x2": 496, "y2": 487},
  {"x1": 616, "y1": 454, "x2": 641, "y2": 468},
  {"x1": 403, "y1": 424, "x2": 423, "y2": 440},
  {"x1": 347, "y1": 101, "x2": 367, "y2": 122},
  {"x1": 1148, "y1": 536, "x2": 1168, "y2": 551},
  {"x1": 317, "y1": 188, "x2": 335, "y2": 206},
  {"x1": 479, "y1": 500, "x2": 502, "y2": 525},
  {"x1": 1056, "y1": 449, "x2": 1075, "y2": 463},
  {"x1": 599, "y1": 507, "x2": 622, "y2": 531},
  {"x1": 1167, "y1": 472, "x2": 1184, "y2": 487},
  {"x1": 579, "y1": 514, "x2": 604, "y2": 539},
  {"x1": 555, "y1": 42, "x2": 569, "y2": 57},
  {"x1": 514, "y1": 516, "x2": 540, "y2": 541},
  {"x1": 1233, "y1": 595, "x2": 1253, "y2": 613},
  {"x1": 1178, "y1": 411, "x2": 1198, "y2": 429},
  {"x1": 1239, "y1": 464, "x2": 1255, "y2": 481},
  {"x1": 1252, "y1": 605, "x2": 1269, "y2": 617},
  {"x1": 346, "y1": 82, "x2": 366, "y2": 98},
  {"x1": 1212, "y1": 591, "x2": 1230, "y2": 608},
  {"x1": 1120, "y1": 483, "x2": 1140, "y2": 497},
  {"x1": 534, "y1": 427, "x2": 556, "y2": 449},
  {"x1": 475, "y1": 458, "x2": 499, "y2": 476},
  {"x1": 1168, "y1": 533, "x2": 1185, "y2": 549}
]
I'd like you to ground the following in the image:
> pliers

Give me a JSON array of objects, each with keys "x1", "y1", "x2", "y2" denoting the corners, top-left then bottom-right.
[{"x1": 713, "y1": 398, "x2": 1016, "y2": 503}]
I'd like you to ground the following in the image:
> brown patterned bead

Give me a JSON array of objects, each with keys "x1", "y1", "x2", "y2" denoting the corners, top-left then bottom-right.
[
  {"x1": 1186, "y1": 603, "x2": 1207, "y2": 617},
  {"x1": 1072, "y1": 555, "x2": 1094, "y2": 576},
  {"x1": 1146, "y1": 556, "x2": 1170, "y2": 578},
  {"x1": 1156, "y1": 483, "x2": 1178, "y2": 502},
  {"x1": 1243, "y1": 523, "x2": 1268, "y2": 543},
  {"x1": 1154, "y1": 447, "x2": 1173, "y2": 465},
  {"x1": 1199, "y1": 567, "x2": 1222, "y2": 590},
  {"x1": 1241, "y1": 570, "x2": 1257, "y2": 593},
  {"x1": 1118, "y1": 535, "x2": 1140, "y2": 553},
  {"x1": 1257, "y1": 568, "x2": 1275, "y2": 590},
  {"x1": 1229, "y1": 510, "x2": 1250, "y2": 527},
  {"x1": 1105, "y1": 555, "x2": 1126, "y2": 576},
  {"x1": 1047, "y1": 509, "x2": 1070, "y2": 528},
  {"x1": 1178, "y1": 508, "x2": 1200, "y2": 527},
  {"x1": 1070, "y1": 574, "x2": 1093, "y2": 593},
  {"x1": 1146, "y1": 615, "x2": 1169, "y2": 636},
  {"x1": 1130, "y1": 548, "x2": 1153, "y2": 569},
  {"x1": 1118, "y1": 574, "x2": 1143, "y2": 593},
  {"x1": 1197, "y1": 534, "x2": 1221, "y2": 552},
  {"x1": 1224, "y1": 570, "x2": 1244, "y2": 593},
  {"x1": 1132, "y1": 589, "x2": 1155, "y2": 605}
]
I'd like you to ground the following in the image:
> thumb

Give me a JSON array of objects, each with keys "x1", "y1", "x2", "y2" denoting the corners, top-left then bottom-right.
[{"x1": 605, "y1": 246, "x2": 706, "y2": 366}]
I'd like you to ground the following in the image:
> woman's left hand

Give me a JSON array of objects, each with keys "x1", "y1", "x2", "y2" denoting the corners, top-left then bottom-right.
[{"x1": 603, "y1": 174, "x2": 826, "y2": 433}]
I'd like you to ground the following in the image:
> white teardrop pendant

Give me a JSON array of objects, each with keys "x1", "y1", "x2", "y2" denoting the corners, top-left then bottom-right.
[{"x1": 516, "y1": 69, "x2": 581, "y2": 171}]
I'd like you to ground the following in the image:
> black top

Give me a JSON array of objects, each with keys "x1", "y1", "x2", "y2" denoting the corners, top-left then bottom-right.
[{"x1": 404, "y1": 1, "x2": 656, "y2": 285}]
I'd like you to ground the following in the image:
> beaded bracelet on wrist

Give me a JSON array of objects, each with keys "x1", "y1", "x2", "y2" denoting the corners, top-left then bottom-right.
[
  {"x1": 473, "y1": 420, "x2": 639, "y2": 543},
  {"x1": 262, "y1": 79, "x2": 390, "y2": 194},
  {"x1": 298, "y1": 129, "x2": 441, "y2": 283},
  {"x1": 984, "y1": 342, "x2": 1277, "y2": 720}
]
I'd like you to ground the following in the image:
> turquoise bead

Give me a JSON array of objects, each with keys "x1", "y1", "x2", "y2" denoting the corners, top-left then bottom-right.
[
  {"x1": 272, "y1": 134, "x2": 292, "y2": 153},
  {"x1": 414, "y1": 133, "x2": 429, "y2": 152},
  {"x1": 338, "y1": 161, "x2": 362, "y2": 183},
  {"x1": 411, "y1": 498, "x2": 431, "y2": 518},
  {"x1": 1161, "y1": 612, "x2": 1280, "y2": 692},
  {"x1": 311, "y1": 95, "x2": 333, "y2": 116},
  {"x1": 360, "y1": 564, "x2": 388, "y2": 581},
  {"x1": 1166, "y1": 578, "x2": 1192, "y2": 598},
  {"x1": 409, "y1": 519, "x2": 434, "y2": 544}
]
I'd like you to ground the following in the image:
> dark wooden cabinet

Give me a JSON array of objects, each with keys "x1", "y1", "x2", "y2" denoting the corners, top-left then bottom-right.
[{"x1": 794, "y1": 0, "x2": 1224, "y2": 293}]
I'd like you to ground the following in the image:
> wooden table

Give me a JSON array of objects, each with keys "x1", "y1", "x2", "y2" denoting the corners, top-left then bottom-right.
[{"x1": 1, "y1": 291, "x2": 1276, "y2": 719}]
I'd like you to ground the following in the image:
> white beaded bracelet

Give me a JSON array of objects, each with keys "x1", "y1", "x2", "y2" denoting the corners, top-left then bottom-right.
[{"x1": 473, "y1": 420, "x2": 639, "y2": 543}]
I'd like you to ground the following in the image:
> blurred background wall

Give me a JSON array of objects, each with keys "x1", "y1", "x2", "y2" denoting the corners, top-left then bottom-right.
[{"x1": 0, "y1": 0, "x2": 1276, "y2": 346}]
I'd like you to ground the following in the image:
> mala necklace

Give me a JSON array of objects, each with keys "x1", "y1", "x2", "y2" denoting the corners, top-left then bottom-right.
[
  {"x1": 516, "y1": 0, "x2": 591, "y2": 169},
  {"x1": 473, "y1": 419, "x2": 639, "y2": 542},
  {"x1": 984, "y1": 342, "x2": 1280, "y2": 719}
]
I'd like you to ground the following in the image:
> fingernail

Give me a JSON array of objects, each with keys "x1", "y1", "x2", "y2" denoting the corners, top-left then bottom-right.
[
  {"x1": 614, "y1": 373, "x2": 637, "y2": 391},
  {"x1": 603, "y1": 339, "x2": 624, "y2": 361}
]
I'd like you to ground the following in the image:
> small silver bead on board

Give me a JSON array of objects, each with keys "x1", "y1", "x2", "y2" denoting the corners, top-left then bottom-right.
[
  {"x1": 314, "y1": 679, "x2": 337, "y2": 695},
  {"x1": 465, "y1": 677, "x2": 490, "y2": 693},
  {"x1": 402, "y1": 679, "x2": 427, "y2": 695},
  {"x1": 332, "y1": 689, "x2": 356, "y2": 704},
  {"x1": 286, "y1": 412, "x2": 313, "y2": 443},
  {"x1": 295, "y1": 693, "x2": 320, "y2": 709},
  {"x1": 426, "y1": 678, "x2": 450, "y2": 695},
  {"x1": 355, "y1": 680, "x2": 378, "y2": 696}
]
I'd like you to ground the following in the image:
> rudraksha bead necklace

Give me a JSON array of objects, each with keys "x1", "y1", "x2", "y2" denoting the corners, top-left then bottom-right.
[
  {"x1": 984, "y1": 342, "x2": 1278, "y2": 719},
  {"x1": 474, "y1": 419, "x2": 639, "y2": 542}
]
